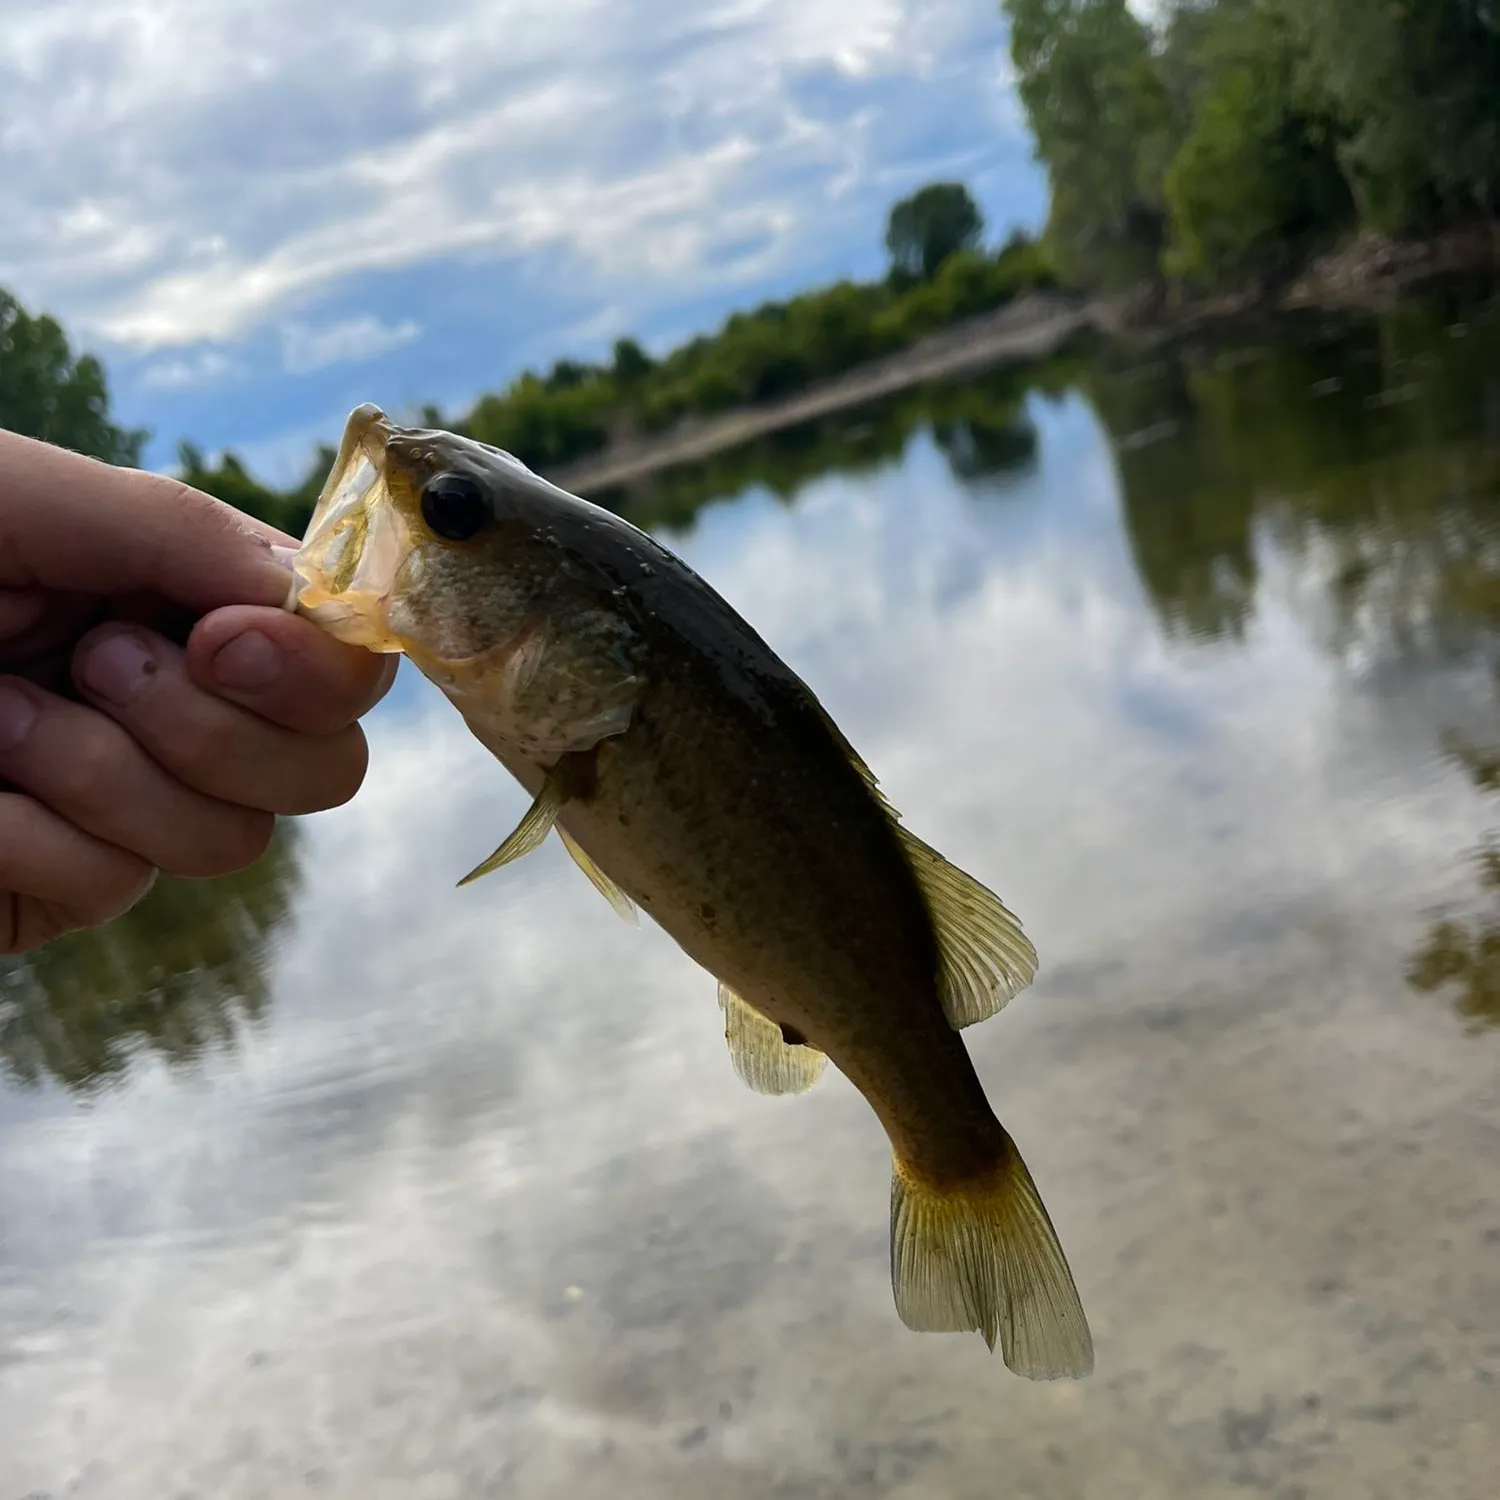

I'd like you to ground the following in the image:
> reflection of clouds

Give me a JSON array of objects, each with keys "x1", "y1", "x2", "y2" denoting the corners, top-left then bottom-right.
[{"x1": 4, "y1": 395, "x2": 1500, "y2": 1496}]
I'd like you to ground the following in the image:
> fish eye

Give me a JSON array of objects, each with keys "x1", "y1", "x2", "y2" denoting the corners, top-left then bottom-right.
[{"x1": 420, "y1": 472, "x2": 491, "y2": 542}]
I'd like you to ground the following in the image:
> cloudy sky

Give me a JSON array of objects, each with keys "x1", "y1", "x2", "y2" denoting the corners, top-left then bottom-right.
[{"x1": 1, "y1": 0, "x2": 1045, "y2": 478}]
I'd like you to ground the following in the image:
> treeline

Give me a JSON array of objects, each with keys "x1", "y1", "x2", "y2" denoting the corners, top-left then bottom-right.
[
  {"x1": 1002, "y1": 0, "x2": 1500, "y2": 290},
  {"x1": 0, "y1": 289, "x2": 147, "y2": 466},
  {"x1": 0, "y1": 183, "x2": 1057, "y2": 537}
]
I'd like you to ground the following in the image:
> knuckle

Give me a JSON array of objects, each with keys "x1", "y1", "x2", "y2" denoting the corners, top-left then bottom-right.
[
  {"x1": 46, "y1": 724, "x2": 128, "y2": 808},
  {"x1": 160, "y1": 705, "x2": 243, "y2": 781}
]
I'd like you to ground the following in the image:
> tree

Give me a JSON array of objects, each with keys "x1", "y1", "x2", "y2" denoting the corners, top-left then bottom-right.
[
  {"x1": 884, "y1": 183, "x2": 986, "y2": 280},
  {"x1": 0, "y1": 287, "x2": 148, "y2": 464},
  {"x1": 1002, "y1": 0, "x2": 1179, "y2": 287},
  {"x1": 1272, "y1": 0, "x2": 1500, "y2": 233},
  {"x1": 175, "y1": 440, "x2": 334, "y2": 540},
  {"x1": 612, "y1": 337, "x2": 654, "y2": 385},
  {"x1": 1162, "y1": 1, "x2": 1354, "y2": 286}
]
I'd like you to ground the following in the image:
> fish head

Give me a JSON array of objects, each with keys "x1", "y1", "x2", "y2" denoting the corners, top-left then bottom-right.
[
  {"x1": 291, "y1": 405, "x2": 646, "y2": 747},
  {"x1": 292, "y1": 403, "x2": 560, "y2": 662}
]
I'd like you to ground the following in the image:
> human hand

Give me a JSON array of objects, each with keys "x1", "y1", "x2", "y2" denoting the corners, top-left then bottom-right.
[{"x1": 0, "y1": 427, "x2": 397, "y2": 953}]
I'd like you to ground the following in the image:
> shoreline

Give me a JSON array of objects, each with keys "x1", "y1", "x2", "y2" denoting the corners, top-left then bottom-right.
[
  {"x1": 545, "y1": 224, "x2": 1500, "y2": 496},
  {"x1": 546, "y1": 293, "x2": 1098, "y2": 495}
]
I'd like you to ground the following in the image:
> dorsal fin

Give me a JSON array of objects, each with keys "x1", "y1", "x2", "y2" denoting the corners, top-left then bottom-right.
[
  {"x1": 891, "y1": 825, "x2": 1039, "y2": 1028},
  {"x1": 803, "y1": 688, "x2": 1037, "y2": 1028}
]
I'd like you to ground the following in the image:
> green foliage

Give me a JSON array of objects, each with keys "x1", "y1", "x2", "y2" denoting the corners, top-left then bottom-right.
[
  {"x1": 1003, "y1": 0, "x2": 1500, "y2": 290},
  {"x1": 466, "y1": 370, "x2": 616, "y2": 470},
  {"x1": 1162, "y1": 3, "x2": 1353, "y2": 286},
  {"x1": 0, "y1": 288, "x2": 148, "y2": 464},
  {"x1": 612, "y1": 337, "x2": 654, "y2": 385},
  {"x1": 1087, "y1": 281, "x2": 1500, "y2": 646},
  {"x1": 885, "y1": 183, "x2": 986, "y2": 279},
  {"x1": 1004, "y1": 0, "x2": 1178, "y2": 287},
  {"x1": 445, "y1": 216, "x2": 1053, "y2": 473},
  {"x1": 593, "y1": 352, "x2": 1083, "y2": 535},
  {"x1": 4, "y1": 187, "x2": 1059, "y2": 527},
  {"x1": 1273, "y1": 0, "x2": 1500, "y2": 234}
]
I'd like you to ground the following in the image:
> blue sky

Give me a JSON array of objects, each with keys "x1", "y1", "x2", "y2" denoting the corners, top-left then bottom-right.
[{"x1": 1, "y1": 0, "x2": 1049, "y2": 482}]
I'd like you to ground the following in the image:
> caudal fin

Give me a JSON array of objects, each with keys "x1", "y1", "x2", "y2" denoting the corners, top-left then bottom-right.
[{"x1": 890, "y1": 1136, "x2": 1093, "y2": 1379}]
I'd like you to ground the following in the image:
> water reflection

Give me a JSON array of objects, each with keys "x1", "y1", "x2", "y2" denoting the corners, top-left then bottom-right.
[
  {"x1": 1409, "y1": 735, "x2": 1500, "y2": 1032},
  {"x1": 1094, "y1": 287, "x2": 1500, "y2": 649},
  {"x1": 593, "y1": 349, "x2": 1094, "y2": 530},
  {"x1": 3, "y1": 280, "x2": 1500, "y2": 1500},
  {"x1": 0, "y1": 820, "x2": 302, "y2": 1093}
]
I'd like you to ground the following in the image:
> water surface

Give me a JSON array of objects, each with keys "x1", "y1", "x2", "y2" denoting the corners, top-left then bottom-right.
[{"x1": 4, "y1": 282, "x2": 1500, "y2": 1499}]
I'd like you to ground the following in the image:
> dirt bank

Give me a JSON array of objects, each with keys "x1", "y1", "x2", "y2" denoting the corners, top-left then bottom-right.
[
  {"x1": 546, "y1": 293, "x2": 1100, "y2": 495},
  {"x1": 545, "y1": 228, "x2": 1499, "y2": 496}
]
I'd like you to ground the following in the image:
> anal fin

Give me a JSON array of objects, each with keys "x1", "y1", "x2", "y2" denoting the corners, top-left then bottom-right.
[
  {"x1": 558, "y1": 827, "x2": 638, "y2": 925},
  {"x1": 717, "y1": 983, "x2": 826, "y2": 1095}
]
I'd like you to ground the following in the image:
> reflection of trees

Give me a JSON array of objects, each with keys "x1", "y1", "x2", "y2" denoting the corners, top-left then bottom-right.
[
  {"x1": 1086, "y1": 281, "x2": 1500, "y2": 651},
  {"x1": 0, "y1": 821, "x2": 303, "y2": 1093},
  {"x1": 1408, "y1": 736, "x2": 1500, "y2": 1034},
  {"x1": 1082, "y1": 282, "x2": 1500, "y2": 1036},
  {"x1": 593, "y1": 345, "x2": 1096, "y2": 535},
  {"x1": 1086, "y1": 349, "x2": 1260, "y2": 641}
]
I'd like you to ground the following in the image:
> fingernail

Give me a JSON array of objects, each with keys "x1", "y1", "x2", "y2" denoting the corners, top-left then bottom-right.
[
  {"x1": 211, "y1": 630, "x2": 282, "y2": 691},
  {"x1": 79, "y1": 631, "x2": 158, "y2": 705},
  {"x1": 0, "y1": 683, "x2": 38, "y2": 751},
  {"x1": 270, "y1": 544, "x2": 299, "y2": 571}
]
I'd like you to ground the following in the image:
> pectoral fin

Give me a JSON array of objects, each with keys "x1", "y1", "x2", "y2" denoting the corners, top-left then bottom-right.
[
  {"x1": 457, "y1": 754, "x2": 593, "y2": 887},
  {"x1": 558, "y1": 827, "x2": 638, "y2": 925},
  {"x1": 717, "y1": 983, "x2": 827, "y2": 1095},
  {"x1": 894, "y1": 825, "x2": 1039, "y2": 1029}
]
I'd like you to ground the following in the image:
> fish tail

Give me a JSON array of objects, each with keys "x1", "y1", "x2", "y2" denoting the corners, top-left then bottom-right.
[{"x1": 889, "y1": 1133, "x2": 1093, "y2": 1379}]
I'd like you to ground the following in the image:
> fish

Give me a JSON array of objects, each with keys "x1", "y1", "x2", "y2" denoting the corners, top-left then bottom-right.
[{"x1": 287, "y1": 403, "x2": 1093, "y2": 1378}]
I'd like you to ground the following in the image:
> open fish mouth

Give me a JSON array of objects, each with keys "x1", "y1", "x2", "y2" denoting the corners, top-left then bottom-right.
[{"x1": 286, "y1": 403, "x2": 411, "y2": 652}]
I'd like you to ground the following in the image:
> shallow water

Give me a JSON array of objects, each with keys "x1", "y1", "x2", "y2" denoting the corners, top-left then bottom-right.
[{"x1": 4, "y1": 281, "x2": 1500, "y2": 1498}]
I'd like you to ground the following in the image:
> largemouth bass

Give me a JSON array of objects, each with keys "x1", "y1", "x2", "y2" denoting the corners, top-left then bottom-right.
[{"x1": 288, "y1": 404, "x2": 1092, "y2": 1378}]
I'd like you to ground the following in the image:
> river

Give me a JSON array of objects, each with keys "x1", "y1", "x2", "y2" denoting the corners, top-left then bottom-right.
[{"x1": 3, "y1": 277, "x2": 1499, "y2": 1499}]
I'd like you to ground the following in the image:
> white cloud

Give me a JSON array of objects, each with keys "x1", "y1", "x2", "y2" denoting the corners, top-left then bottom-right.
[
  {"x1": 279, "y1": 313, "x2": 421, "y2": 374},
  {"x1": 0, "y1": 0, "x2": 1017, "y2": 349},
  {"x1": 136, "y1": 347, "x2": 243, "y2": 389}
]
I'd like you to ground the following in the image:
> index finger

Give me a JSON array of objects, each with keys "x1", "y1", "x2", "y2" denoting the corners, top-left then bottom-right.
[{"x1": 0, "y1": 428, "x2": 300, "y2": 613}]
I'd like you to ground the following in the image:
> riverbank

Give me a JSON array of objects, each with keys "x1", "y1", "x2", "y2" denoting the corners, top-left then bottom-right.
[
  {"x1": 546, "y1": 227, "x2": 1500, "y2": 497},
  {"x1": 547, "y1": 292, "x2": 1098, "y2": 495}
]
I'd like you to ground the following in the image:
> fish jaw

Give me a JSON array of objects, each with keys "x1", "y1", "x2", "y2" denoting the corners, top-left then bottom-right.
[{"x1": 287, "y1": 403, "x2": 411, "y2": 653}]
